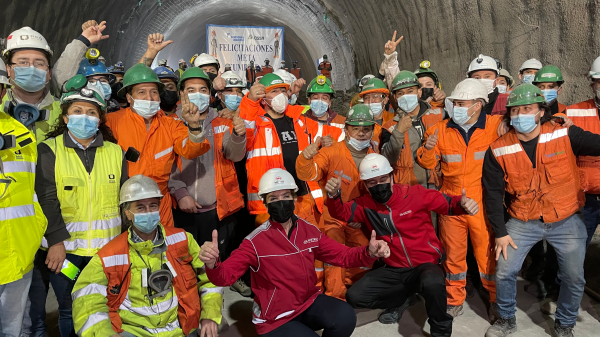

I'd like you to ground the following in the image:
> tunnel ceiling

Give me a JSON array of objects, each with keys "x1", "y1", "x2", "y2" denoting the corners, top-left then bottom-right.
[{"x1": 2, "y1": 0, "x2": 600, "y2": 101}]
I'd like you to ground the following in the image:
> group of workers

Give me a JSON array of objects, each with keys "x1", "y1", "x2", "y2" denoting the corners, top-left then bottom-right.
[{"x1": 0, "y1": 19, "x2": 599, "y2": 337}]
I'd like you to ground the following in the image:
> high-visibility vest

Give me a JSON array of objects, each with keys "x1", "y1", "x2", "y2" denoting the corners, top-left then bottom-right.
[
  {"x1": 490, "y1": 123, "x2": 584, "y2": 223},
  {"x1": 41, "y1": 134, "x2": 122, "y2": 256},
  {"x1": 0, "y1": 112, "x2": 47, "y2": 285},
  {"x1": 97, "y1": 226, "x2": 200, "y2": 336},
  {"x1": 566, "y1": 99, "x2": 600, "y2": 193}
]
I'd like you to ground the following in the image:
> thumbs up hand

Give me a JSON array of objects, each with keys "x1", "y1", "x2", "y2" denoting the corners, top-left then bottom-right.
[
  {"x1": 199, "y1": 230, "x2": 220, "y2": 269},
  {"x1": 368, "y1": 230, "x2": 391, "y2": 258},
  {"x1": 302, "y1": 136, "x2": 322, "y2": 160},
  {"x1": 460, "y1": 189, "x2": 479, "y2": 216},
  {"x1": 424, "y1": 128, "x2": 439, "y2": 150},
  {"x1": 325, "y1": 170, "x2": 343, "y2": 196}
]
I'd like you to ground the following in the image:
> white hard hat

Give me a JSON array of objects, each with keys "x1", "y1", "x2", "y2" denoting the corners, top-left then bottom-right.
[
  {"x1": 359, "y1": 153, "x2": 394, "y2": 181},
  {"x1": 273, "y1": 69, "x2": 294, "y2": 85},
  {"x1": 359, "y1": 74, "x2": 375, "y2": 89},
  {"x1": 519, "y1": 58, "x2": 543, "y2": 73},
  {"x1": 119, "y1": 175, "x2": 163, "y2": 205},
  {"x1": 467, "y1": 54, "x2": 499, "y2": 76},
  {"x1": 221, "y1": 71, "x2": 246, "y2": 88},
  {"x1": 589, "y1": 56, "x2": 600, "y2": 79},
  {"x1": 3, "y1": 27, "x2": 53, "y2": 57},
  {"x1": 193, "y1": 53, "x2": 220, "y2": 69},
  {"x1": 447, "y1": 78, "x2": 489, "y2": 103},
  {"x1": 258, "y1": 168, "x2": 298, "y2": 197},
  {"x1": 0, "y1": 58, "x2": 11, "y2": 86}
]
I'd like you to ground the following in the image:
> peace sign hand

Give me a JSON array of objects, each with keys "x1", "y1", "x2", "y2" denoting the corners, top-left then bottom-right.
[
  {"x1": 181, "y1": 91, "x2": 201, "y2": 131},
  {"x1": 384, "y1": 30, "x2": 404, "y2": 55}
]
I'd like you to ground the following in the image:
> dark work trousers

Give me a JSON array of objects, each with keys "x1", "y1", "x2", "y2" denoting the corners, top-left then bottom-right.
[
  {"x1": 173, "y1": 207, "x2": 237, "y2": 261},
  {"x1": 346, "y1": 263, "x2": 452, "y2": 337},
  {"x1": 260, "y1": 294, "x2": 357, "y2": 337}
]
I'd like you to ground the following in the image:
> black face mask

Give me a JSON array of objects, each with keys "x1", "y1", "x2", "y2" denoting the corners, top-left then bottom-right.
[
  {"x1": 420, "y1": 88, "x2": 434, "y2": 101},
  {"x1": 111, "y1": 82, "x2": 123, "y2": 99},
  {"x1": 267, "y1": 200, "x2": 295, "y2": 223},
  {"x1": 368, "y1": 183, "x2": 393, "y2": 204},
  {"x1": 208, "y1": 72, "x2": 217, "y2": 81},
  {"x1": 160, "y1": 90, "x2": 179, "y2": 111}
]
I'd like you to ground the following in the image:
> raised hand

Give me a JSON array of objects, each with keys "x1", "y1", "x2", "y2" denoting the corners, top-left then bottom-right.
[
  {"x1": 82, "y1": 20, "x2": 109, "y2": 45},
  {"x1": 82, "y1": 20, "x2": 98, "y2": 31},
  {"x1": 233, "y1": 113, "x2": 246, "y2": 136},
  {"x1": 320, "y1": 135, "x2": 333, "y2": 148},
  {"x1": 384, "y1": 30, "x2": 404, "y2": 55},
  {"x1": 497, "y1": 120, "x2": 509, "y2": 137},
  {"x1": 432, "y1": 87, "x2": 446, "y2": 102},
  {"x1": 212, "y1": 72, "x2": 226, "y2": 91},
  {"x1": 302, "y1": 136, "x2": 321, "y2": 160},
  {"x1": 291, "y1": 78, "x2": 306, "y2": 95},
  {"x1": 325, "y1": 170, "x2": 343, "y2": 195},
  {"x1": 146, "y1": 33, "x2": 174, "y2": 53},
  {"x1": 396, "y1": 114, "x2": 413, "y2": 133},
  {"x1": 181, "y1": 92, "x2": 201, "y2": 132},
  {"x1": 248, "y1": 83, "x2": 266, "y2": 102},
  {"x1": 424, "y1": 129, "x2": 439, "y2": 150},
  {"x1": 199, "y1": 230, "x2": 220, "y2": 269},
  {"x1": 460, "y1": 189, "x2": 479, "y2": 216},
  {"x1": 368, "y1": 230, "x2": 391, "y2": 258}
]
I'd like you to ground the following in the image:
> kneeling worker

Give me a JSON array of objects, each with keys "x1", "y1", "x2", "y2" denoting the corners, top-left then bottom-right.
[
  {"x1": 72, "y1": 175, "x2": 223, "y2": 337},
  {"x1": 326, "y1": 154, "x2": 480, "y2": 337}
]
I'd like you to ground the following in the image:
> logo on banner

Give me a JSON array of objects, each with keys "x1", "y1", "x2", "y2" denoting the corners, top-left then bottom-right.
[{"x1": 248, "y1": 35, "x2": 265, "y2": 41}]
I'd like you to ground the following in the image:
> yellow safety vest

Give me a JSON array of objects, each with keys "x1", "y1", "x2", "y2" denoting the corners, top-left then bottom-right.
[
  {"x1": 41, "y1": 134, "x2": 122, "y2": 256},
  {"x1": 0, "y1": 112, "x2": 47, "y2": 285}
]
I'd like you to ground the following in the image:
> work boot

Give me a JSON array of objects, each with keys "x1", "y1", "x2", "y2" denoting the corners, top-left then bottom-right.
[
  {"x1": 446, "y1": 304, "x2": 464, "y2": 318},
  {"x1": 554, "y1": 321, "x2": 575, "y2": 337},
  {"x1": 541, "y1": 298, "x2": 557, "y2": 315},
  {"x1": 378, "y1": 294, "x2": 416, "y2": 324},
  {"x1": 488, "y1": 302, "x2": 499, "y2": 323},
  {"x1": 485, "y1": 317, "x2": 517, "y2": 337},
  {"x1": 230, "y1": 279, "x2": 252, "y2": 297}
]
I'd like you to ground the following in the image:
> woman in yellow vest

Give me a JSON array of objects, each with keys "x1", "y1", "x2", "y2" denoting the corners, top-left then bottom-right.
[{"x1": 29, "y1": 74, "x2": 127, "y2": 337}]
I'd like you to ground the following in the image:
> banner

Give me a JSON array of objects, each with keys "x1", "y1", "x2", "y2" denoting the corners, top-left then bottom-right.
[{"x1": 206, "y1": 24, "x2": 284, "y2": 80}]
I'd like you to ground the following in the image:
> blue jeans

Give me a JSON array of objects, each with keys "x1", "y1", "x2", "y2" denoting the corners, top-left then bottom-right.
[
  {"x1": 583, "y1": 194, "x2": 600, "y2": 246},
  {"x1": 495, "y1": 214, "x2": 587, "y2": 326},
  {"x1": 0, "y1": 270, "x2": 32, "y2": 337}
]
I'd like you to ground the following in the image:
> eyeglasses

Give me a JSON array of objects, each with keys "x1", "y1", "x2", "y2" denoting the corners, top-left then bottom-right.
[
  {"x1": 88, "y1": 78, "x2": 110, "y2": 85},
  {"x1": 12, "y1": 60, "x2": 49, "y2": 69}
]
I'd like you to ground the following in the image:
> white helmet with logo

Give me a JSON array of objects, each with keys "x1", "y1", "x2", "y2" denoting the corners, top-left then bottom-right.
[
  {"x1": 273, "y1": 69, "x2": 295, "y2": 85},
  {"x1": 221, "y1": 71, "x2": 246, "y2": 88},
  {"x1": 447, "y1": 78, "x2": 489, "y2": 103},
  {"x1": 359, "y1": 153, "x2": 394, "y2": 180},
  {"x1": 258, "y1": 168, "x2": 298, "y2": 197},
  {"x1": 3, "y1": 27, "x2": 53, "y2": 57},
  {"x1": 588, "y1": 56, "x2": 600, "y2": 79},
  {"x1": 467, "y1": 54, "x2": 499, "y2": 76},
  {"x1": 0, "y1": 58, "x2": 10, "y2": 86},
  {"x1": 193, "y1": 53, "x2": 220, "y2": 69},
  {"x1": 519, "y1": 58, "x2": 543, "y2": 73},
  {"x1": 120, "y1": 175, "x2": 163, "y2": 205}
]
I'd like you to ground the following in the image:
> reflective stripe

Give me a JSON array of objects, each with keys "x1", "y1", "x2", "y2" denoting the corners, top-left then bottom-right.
[
  {"x1": 566, "y1": 108, "x2": 596, "y2": 117},
  {"x1": 214, "y1": 125, "x2": 229, "y2": 134},
  {"x1": 446, "y1": 272, "x2": 467, "y2": 281},
  {"x1": 275, "y1": 310, "x2": 295, "y2": 320},
  {"x1": 359, "y1": 266, "x2": 371, "y2": 270},
  {"x1": 165, "y1": 232, "x2": 187, "y2": 246},
  {"x1": 2, "y1": 161, "x2": 35, "y2": 174},
  {"x1": 102, "y1": 254, "x2": 129, "y2": 267},
  {"x1": 33, "y1": 193, "x2": 38, "y2": 202},
  {"x1": 429, "y1": 108, "x2": 442, "y2": 115},
  {"x1": 311, "y1": 189, "x2": 323, "y2": 199},
  {"x1": 120, "y1": 294, "x2": 179, "y2": 315},
  {"x1": 474, "y1": 151, "x2": 486, "y2": 160},
  {"x1": 155, "y1": 146, "x2": 173, "y2": 159},
  {"x1": 59, "y1": 236, "x2": 118, "y2": 251},
  {"x1": 244, "y1": 120, "x2": 256, "y2": 129},
  {"x1": 337, "y1": 130, "x2": 345, "y2": 142},
  {"x1": 297, "y1": 119, "x2": 304, "y2": 127},
  {"x1": 315, "y1": 268, "x2": 324, "y2": 272},
  {"x1": 182, "y1": 137, "x2": 188, "y2": 148},
  {"x1": 480, "y1": 271, "x2": 495, "y2": 281},
  {"x1": 265, "y1": 128, "x2": 274, "y2": 149},
  {"x1": 0, "y1": 204, "x2": 35, "y2": 221},
  {"x1": 316, "y1": 124, "x2": 323, "y2": 139},
  {"x1": 64, "y1": 218, "x2": 121, "y2": 234},
  {"x1": 441, "y1": 154, "x2": 462, "y2": 163},
  {"x1": 72, "y1": 283, "x2": 107, "y2": 300},
  {"x1": 143, "y1": 321, "x2": 181, "y2": 334},
  {"x1": 77, "y1": 312, "x2": 110, "y2": 336},
  {"x1": 539, "y1": 128, "x2": 568, "y2": 143},
  {"x1": 333, "y1": 170, "x2": 352, "y2": 182},
  {"x1": 493, "y1": 144, "x2": 522, "y2": 157},
  {"x1": 200, "y1": 287, "x2": 224, "y2": 297},
  {"x1": 247, "y1": 147, "x2": 281, "y2": 159},
  {"x1": 331, "y1": 123, "x2": 345, "y2": 129},
  {"x1": 248, "y1": 193, "x2": 262, "y2": 201}
]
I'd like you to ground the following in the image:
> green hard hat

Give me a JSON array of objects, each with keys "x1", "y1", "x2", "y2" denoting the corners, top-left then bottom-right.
[
  {"x1": 414, "y1": 60, "x2": 440, "y2": 88},
  {"x1": 391, "y1": 70, "x2": 421, "y2": 93},
  {"x1": 359, "y1": 78, "x2": 389, "y2": 97},
  {"x1": 306, "y1": 75, "x2": 335, "y2": 98},
  {"x1": 60, "y1": 74, "x2": 107, "y2": 110},
  {"x1": 506, "y1": 84, "x2": 545, "y2": 107},
  {"x1": 178, "y1": 67, "x2": 213, "y2": 91},
  {"x1": 259, "y1": 73, "x2": 289, "y2": 92},
  {"x1": 532, "y1": 65, "x2": 564, "y2": 85},
  {"x1": 323, "y1": 54, "x2": 328, "y2": 59},
  {"x1": 118, "y1": 63, "x2": 165, "y2": 98},
  {"x1": 345, "y1": 104, "x2": 375, "y2": 126}
]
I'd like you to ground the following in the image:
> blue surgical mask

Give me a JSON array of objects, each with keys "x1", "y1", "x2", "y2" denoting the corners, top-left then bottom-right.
[
  {"x1": 224, "y1": 94, "x2": 242, "y2": 111},
  {"x1": 522, "y1": 74, "x2": 535, "y2": 84},
  {"x1": 188, "y1": 92, "x2": 210, "y2": 113},
  {"x1": 86, "y1": 81, "x2": 112, "y2": 101},
  {"x1": 13, "y1": 66, "x2": 48, "y2": 93},
  {"x1": 132, "y1": 98, "x2": 161, "y2": 119},
  {"x1": 347, "y1": 136, "x2": 371, "y2": 151},
  {"x1": 310, "y1": 99, "x2": 329, "y2": 117},
  {"x1": 397, "y1": 94, "x2": 419, "y2": 113},
  {"x1": 131, "y1": 211, "x2": 160, "y2": 234},
  {"x1": 67, "y1": 114, "x2": 100, "y2": 139},
  {"x1": 510, "y1": 110, "x2": 541, "y2": 134},
  {"x1": 541, "y1": 89, "x2": 558, "y2": 104},
  {"x1": 368, "y1": 102, "x2": 384, "y2": 117},
  {"x1": 451, "y1": 103, "x2": 478, "y2": 125}
]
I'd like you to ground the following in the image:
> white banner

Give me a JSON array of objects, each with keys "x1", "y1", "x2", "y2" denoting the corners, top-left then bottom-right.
[{"x1": 206, "y1": 24, "x2": 284, "y2": 80}]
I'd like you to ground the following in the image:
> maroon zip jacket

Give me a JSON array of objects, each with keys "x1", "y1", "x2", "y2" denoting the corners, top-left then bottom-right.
[
  {"x1": 327, "y1": 184, "x2": 465, "y2": 269},
  {"x1": 205, "y1": 216, "x2": 376, "y2": 335}
]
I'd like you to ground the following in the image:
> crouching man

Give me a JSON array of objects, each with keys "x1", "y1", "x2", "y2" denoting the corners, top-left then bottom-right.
[{"x1": 325, "y1": 154, "x2": 480, "y2": 337}]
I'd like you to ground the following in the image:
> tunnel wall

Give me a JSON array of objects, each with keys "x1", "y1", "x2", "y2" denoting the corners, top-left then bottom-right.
[{"x1": 2, "y1": 0, "x2": 600, "y2": 103}]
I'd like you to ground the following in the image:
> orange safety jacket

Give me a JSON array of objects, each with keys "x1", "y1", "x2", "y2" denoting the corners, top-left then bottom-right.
[
  {"x1": 106, "y1": 108, "x2": 211, "y2": 227},
  {"x1": 97, "y1": 227, "x2": 200, "y2": 335},
  {"x1": 239, "y1": 96, "x2": 343, "y2": 215},
  {"x1": 416, "y1": 114, "x2": 503, "y2": 201},
  {"x1": 566, "y1": 99, "x2": 600, "y2": 193},
  {"x1": 175, "y1": 117, "x2": 245, "y2": 220},
  {"x1": 490, "y1": 123, "x2": 585, "y2": 222}
]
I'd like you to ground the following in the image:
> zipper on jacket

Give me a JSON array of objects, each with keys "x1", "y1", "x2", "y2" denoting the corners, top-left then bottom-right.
[
  {"x1": 88, "y1": 174, "x2": 93, "y2": 253},
  {"x1": 384, "y1": 203, "x2": 413, "y2": 267},
  {"x1": 382, "y1": 218, "x2": 394, "y2": 243},
  {"x1": 428, "y1": 241, "x2": 442, "y2": 258}
]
